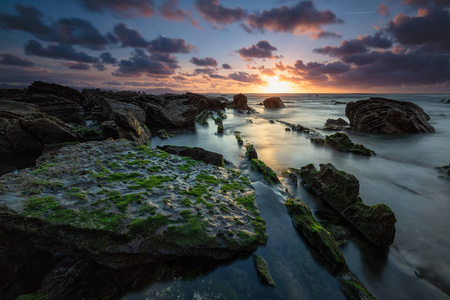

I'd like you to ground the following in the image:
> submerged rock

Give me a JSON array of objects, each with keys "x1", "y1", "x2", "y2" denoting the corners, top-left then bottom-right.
[
  {"x1": 298, "y1": 163, "x2": 396, "y2": 246},
  {"x1": 245, "y1": 144, "x2": 258, "y2": 160},
  {"x1": 157, "y1": 145, "x2": 224, "y2": 166},
  {"x1": 250, "y1": 159, "x2": 280, "y2": 185},
  {"x1": 324, "y1": 132, "x2": 375, "y2": 156},
  {"x1": 263, "y1": 97, "x2": 285, "y2": 108},
  {"x1": 253, "y1": 254, "x2": 275, "y2": 286},
  {"x1": 345, "y1": 97, "x2": 435, "y2": 134},
  {"x1": 323, "y1": 118, "x2": 349, "y2": 131},
  {"x1": 0, "y1": 140, "x2": 267, "y2": 269}
]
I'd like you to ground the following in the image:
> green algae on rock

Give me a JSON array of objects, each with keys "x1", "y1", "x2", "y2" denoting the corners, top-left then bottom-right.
[
  {"x1": 250, "y1": 159, "x2": 280, "y2": 185},
  {"x1": 0, "y1": 140, "x2": 267, "y2": 269},
  {"x1": 245, "y1": 144, "x2": 258, "y2": 160},
  {"x1": 253, "y1": 254, "x2": 275, "y2": 286},
  {"x1": 325, "y1": 132, "x2": 375, "y2": 156}
]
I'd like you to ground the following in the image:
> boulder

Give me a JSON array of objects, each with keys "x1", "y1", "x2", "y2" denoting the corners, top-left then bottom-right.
[
  {"x1": 156, "y1": 145, "x2": 224, "y2": 166},
  {"x1": 0, "y1": 140, "x2": 267, "y2": 269},
  {"x1": 232, "y1": 94, "x2": 250, "y2": 110},
  {"x1": 263, "y1": 97, "x2": 285, "y2": 108},
  {"x1": 91, "y1": 97, "x2": 146, "y2": 124},
  {"x1": 163, "y1": 93, "x2": 228, "y2": 111},
  {"x1": 101, "y1": 112, "x2": 150, "y2": 145},
  {"x1": 345, "y1": 97, "x2": 435, "y2": 134},
  {"x1": 144, "y1": 98, "x2": 198, "y2": 128},
  {"x1": 324, "y1": 132, "x2": 375, "y2": 156},
  {"x1": 27, "y1": 81, "x2": 87, "y2": 108},
  {"x1": 298, "y1": 163, "x2": 396, "y2": 246}
]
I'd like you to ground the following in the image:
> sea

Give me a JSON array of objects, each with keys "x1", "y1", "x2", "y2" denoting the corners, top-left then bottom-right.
[{"x1": 2, "y1": 93, "x2": 450, "y2": 299}]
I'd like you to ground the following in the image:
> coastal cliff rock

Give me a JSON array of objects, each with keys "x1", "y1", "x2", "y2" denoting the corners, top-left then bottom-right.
[
  {"x1": 156, "y1": 145, "x2": 224, "y2": 166},
  {"x1": 345, "y1": 97, "x2": 435, "y2": 134},
  {"x1": 232, "y1": 94, "x2": 250, "y2": 110},
  {"x1": 164, "y1": 93, "x2": 228, "y2": 111},
  {"x1": 91, "y1": 97, "x2": 146, "y2": 124},
  {"x1": 0, "y1": 140, "x2": 266, "y2": 269},
  {"x1": 101, "y1": 112, "x2": 150, "y2": 145},
  {"x1": 144, "y1": 97, "x2": 198, "y2": 127},
  {"x1": 263, "y1": 97, "x2": 285, "y2": 108},
  {"x1": 296, "y1": 163, "x2": 396, "y2": 246},
  {"x1": 27, "y1": 81, "x2": 87, "y2": 108}
]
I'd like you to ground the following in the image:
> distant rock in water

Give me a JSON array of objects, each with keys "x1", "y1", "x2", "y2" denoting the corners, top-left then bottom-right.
[
  {"x1": 164, "y1": 92, "x2": 228, "y2": 111},
  {"x1": 345, "y1": 97, "x2": 435, "y2": 134},
  {"x1": 263, "y1": 97, "x2": 285, "y2": 108},
  {"x1": 324, "y1": 132, "x2": 375, "y2": 156},
  {"x1": 27, "y1": 81, "x2": 87, "y2": 108},
  {"x1": 232, "y1": 94, "x2": 250, "y2": 110},
  {"x1": 325, "y1": 118, "x2": 349, "y2": 127}
]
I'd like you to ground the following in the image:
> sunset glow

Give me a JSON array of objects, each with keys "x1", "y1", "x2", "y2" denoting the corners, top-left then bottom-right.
[{"x1": 263, "y1": 76, "x2": 292, "y2": 93}]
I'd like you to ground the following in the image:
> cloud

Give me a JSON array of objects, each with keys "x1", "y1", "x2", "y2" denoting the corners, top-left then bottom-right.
[
  {"x1": 387, "y1": 7, "x2": 450, "y2": 52},
  {"x1": 402, "y1": 0, "x2": 450, "y2": 8},
  {"x1": 0, "y1": 54, "x2": 34, "y2": 67},
  {"x1": 113, "y1": 23, "x2": 148, "y2": 48},
  {"x1": 209, "y1": 74, "x2": 227, "y2": 79},
  {"x1": 172, "y1": 75, "x2": 186, "y2": 80},
  {"x1": 291, "y1": 60, "x2": 350, "y2": 75},
  {"x1": 222, "y1": 63, "x2": 232, "y2": 69},
  {"x1": 228, "y1": 71, "x2": 267, "y2": 85},
  {"x1": 148, "y1": 35, "x2": 196, "y2": 53},
  {"x1": 113, "y1": 48, "x2": 179, "y2": 77},
  {"x1": 64, "y1": 62, "x2": 91, "y2": 70},
  {"x1": 159, "y1": 0, "x2": 199, "y2": 27},
  {"x1": 24, "y1": 40, "x2": 99, "y2": 63},
  {"x1": 261, "y1": 68, "x2": 276, "y2": 76},
  {"x1": 190, "y1": 57, "x2": 218, "y2": 66},
  {"x1": 377, "y1": 3, "x2": 390, "y2": 16},
  {"x1": 314, "y1": 31, "x2": 342, "y2": 39},
  {"x1": 245, "y1": 1, "x2": 343, "y2": 36},
  {"x1": 100, "y1": 52, "x2": 117, "y2": 64},
  {"x1": 93, "y1": 63, "x2": 107, "y2": 71},
  {"x1": 194, "y1": 68, "x2": 216, "y2": 75},
  {"x1": 78, "y1": 0, "x2": 155, "y2": 18},
  {"x1": 237, "y1": 40, "x2": 282, "y2": 61},
  {"x1": 102, "y1": 81, "x2": 122, "y2": 86},
  {"x1": 194, "y1": 0, "x2": 247, "y2": 28},
  {"x1": 0, "y1": 4, "x2": 110, "y2": 50}
]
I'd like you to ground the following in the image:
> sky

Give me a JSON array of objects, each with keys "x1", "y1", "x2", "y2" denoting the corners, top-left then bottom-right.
[{"x1": 0, "y1": 0, "x2": 449, "y2": 93}]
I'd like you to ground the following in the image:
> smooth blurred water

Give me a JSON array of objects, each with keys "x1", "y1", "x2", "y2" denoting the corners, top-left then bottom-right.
[{"x1": 126, "y1": 93, "x2": 450, "y2": 299}]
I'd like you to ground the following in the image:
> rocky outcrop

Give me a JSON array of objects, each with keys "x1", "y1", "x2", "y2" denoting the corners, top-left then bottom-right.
[
  {"x1": 10, "y1": 94, "x2": 84, "y2": 124},
  {"x1": 297, "y1": 163, "x2": 396, "y2": 246},
  {"x1": 91, "y1": 97, "x2": 146, "y2": 124},
  {"x1": 0, "y1": 101, "x2": 77, "y2": 154},
  {"x1": 0, "y1": 88, "x2": 24, "y2": 98},
  {"x1": 101, "y1": 112, "x2": 150, "y2": 145},
  {"x1": 164, "y1": 93, "x2": 228, "y2": 111},
  {"x1": 345, "y1": 97, "x2": 435, "y2": 134},
  {"x1": 157, "y1": 145, "x2": 224, "y2": 166},
  {"x1": 250, "y1": 159, "x2": 280, "y2": 185},
  {"x1": 313, "y1": 132, "x2": 375, "y2": 156},
  {"x1": 27, "y1": 81, "x2": 87, "y2": 108},
  {"x1": 263, "y1": 97, "x2": 285, "y2": 108},
  {"x1": 232, "y1": 94, "x2": 250, "y2": 110},
  {"x1": 323, "y1": 118, "x2": 349, "y2": 130},
  {"x1": 144, "y1": 97, "x2": 198, "y2": 127},
  {"x1": 0, "y1": 140, "x2": 267, "y2": 269}
]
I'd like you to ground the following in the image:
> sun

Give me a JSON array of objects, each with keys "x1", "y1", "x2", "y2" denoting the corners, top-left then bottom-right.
[{"x1": 263, "y1": 76, "x2": 291, "y2": 93}]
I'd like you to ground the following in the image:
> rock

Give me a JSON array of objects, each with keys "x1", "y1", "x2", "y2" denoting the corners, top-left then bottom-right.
[
  {"x1": 0, "y1": 88, "x2": 24, "y2": 98},
  {"x1": 253, "y1": 255, "x2": 275, "y2": 286},
  {"x1": 9, "y1": 94, "x2": 84, "y2": 124},
  {"x1": 235, "y1": 132, "x2": 244, "y2": 145},
  {"x1": 325, "y1": 118, "x2": 349, "y2": 127},
  {"x1": 269, "y1": 120, "x2": 275, "y2": 124},
  {"x1": 331, "y1": 100, "x2": 346, "y2": 105},
  {"x1": 263, "y1": 97, "x2": 285, "y2": 108},
  {"x1": 156, "y1": 145, "x2": 224, "y2": 166},
  {"x1": 285, "y1": 128, "x2": 291, "y2": 132},
  {"x1": 250, "y1": 159, "x2": 280, "y2": 185},
  {"x1": 101, "y1": 112, "x2": 150, "y2": 145},
  {"x1": 217, "y1": 124, "x2": 224, "y2": 134},
  {"x1": 245, "y1": 144, "x2": 258, "y2": 160},
  {"x1": 311, "y1": 138, "x2": 325, "y2": 145},
  {"x1": 27, "y1": 81, "x2": 87, "y2": 108},
  {"x1": 324, "y1": 132, "x2": 375, "y2": 156},
  {"x1": 298, "y1": 163, "x2": 396, "y2": 246},
  {"x1": 232, "y1": 94, "x2": 250, "y2": 110},
  {"x1": 285, "y1": 199, "x2": 348, "y2": 273},
  {"x1": 91, "y1": 97, "x2": 146, "y2": 124},
  {"x1": 345, "y1": 97, "x2": 435, "y2": 134},
  {"x1": 195, "y1": 110, "x2": 211, "y2": 124},
  {"x1": 144, "y1": 97, "x2": 198, "y2": 128},
  {"x1": 0, "y1": 140, "x2": 267, "y2": 269},
  {"x1": 158, "y1": 129, "x2": 171, "y2": 139},
  {"x1": 163, "y1": 93, "x2": 228, "y2": 111}
]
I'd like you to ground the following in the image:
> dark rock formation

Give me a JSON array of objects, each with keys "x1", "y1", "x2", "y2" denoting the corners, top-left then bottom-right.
[
  {"x1": 298, "y1": 163, "x2": 396, "y2": 246},
  {"x1": 164, "y1": 93, "x2": 228, "y2": 111},
  {"x1": 263, "y1": 97, "x2": 285, "y2": 108},
  {"x1": 324, "y1": 132, "x2": 375, "y2": 156},
  {"x1": 157, "y1": 145, "x2": 224, "y2": 166},
  {"x1": 232, "y1": 94, "x2": 250, "y2": 110},
  {"x1": 101, "y1": 112, "x2": 150, "y2": 145},
  {"x1": 250, "y1": 159, "x2": 280, "y2": 185},
  {"x1": 144, "y1": 97, "x2": 198, "y2": 127},
  {"x1": 325, "y1": 118, "x2": 349, "y2": 127},
  {"x1": 217, "y1": 124, "x2": 224, "y2": 134},
  {"x1": 253, "y1": 254, "x2": 275, "y2": 286},
  {"x1": 10, "y1": 94, "x2": 84, "y2": 124},
  {"x1": 345, "y1": 97, "x2": 435, "y2": 134},
  {"x1": 91, "y1": 97, "x2": 146, "y2": 124},
  {"x1": 245, "y1": 144, "x2": 258, "y2": 160},
  {"x1": 0, "y1": 88, "x2": 24, "y2": 98},
  {"x1": 27, "y1": 81, "x2": 87, "y2": 108},
  {"x1": 195, "y1": 110, "x2": 211, "y2": 124}
]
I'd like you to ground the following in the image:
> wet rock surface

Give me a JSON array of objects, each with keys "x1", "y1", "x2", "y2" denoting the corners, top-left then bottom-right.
[
  {"x1": 232, "y1": 94, "x2": 250, "y2": 110},
  {"x1": 345, "y1": 97, "x2": 435, "y2": 134},
  {"x1": 322, "y1": 132, "x2": 375, "y2": 156},
  {"x1": 156, "y1": 145, "x2": 224, "y2": 166},
  {"x1": 263, "y1": 97, "x2": 285, "y2": 108}
]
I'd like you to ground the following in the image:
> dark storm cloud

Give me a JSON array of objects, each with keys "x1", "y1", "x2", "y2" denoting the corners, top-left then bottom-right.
[
  {"x1": 387, "y1": 7, "x2": 450, "y2": 52},
  {"x1": 228, "y1": 72, "x2": 266, "y2": 85},
  {"x1": 78, "y1": 0, "x2": 155, "y2": 18},
  {"x1": 194, "y1": 68, "x2": 216, "y2": 75},
  {"x1": 100, "y1": 52, "x2": 117, "y2": 64},
  {"x1": 113, "y1": 49, "x2": 179, "y2": 77},
  {"x1": 93, "y1": 63, "x2": 107, "y2": 71},
  {"x1": 102, "y1": 81, "x2": 122, "y2": 86},
  {"x1": 237, "y1": 40, "x2": 282, "y2": 61},
  {"x1": 246, "y1": 1, "x2": 343, "y2": 35},
  {"x1": 402, "y1": 0, "x2": 450, "y2": 7},
  {"x1": 159, "y1": 0, "x2": 198, "y2": 27},
  {"x1": 148, "y1": 36, "x2": 195, "y2": 53},
  {"x1": 209, "y1": 74, "x2": 227, "y2": 79},
  {"x1": 190, "y1": 57, "x2": 218, "y2": 67},
  {"x1": 64, "y1": 62, "x2": 91, "y2": 70},
  {"x1": 0, "y1": 4, "x2": 110, "y2": 50},
  {"x1": 113, "y1": 23, "x2": 148, "y2": 48},
  {"x1": 24, "y1": 40, "x2": 99, "y2": 63},
  {"x1": 0, "y1": 54, "x2": 34, "y2": 67},
  {"x1": 222, "y1": 63, "x2": 232, "y2": 69},
  {"x1": 291, "y1": 60, "x2": 350, "y2": 75},
  {"x1": 315, "y1": 31, "x2": 342, "y2": 39},
  {"x1": 194, "y1": 0, "x2": 247, "y2": 27}
]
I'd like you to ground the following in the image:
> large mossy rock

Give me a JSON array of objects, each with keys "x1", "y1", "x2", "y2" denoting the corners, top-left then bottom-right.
[
  {"x1": 299, "y1": 163, "x2": 396, "y2": 246},
  {"x1": 250, "y1": 159, "x2": 280, "y2": 185},
  {"x1": 324, "y1": 132, "x2": 375, "y2": 156},
  {"x1": 156, "y1": 145, "x2": 224, "y2": 166},
  {"x1": 345, "y1": 97, "x2": 435, "y2": 134},
  {"x1": 0, "y1": 140, "x2": 267, "y2": 269}
]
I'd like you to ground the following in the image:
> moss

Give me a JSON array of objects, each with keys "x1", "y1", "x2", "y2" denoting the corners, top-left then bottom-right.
[
  {"x1": 107, "y1": 193, "x2": 143, "y2": 213},
  {"x1": 220, "y1": 204, "x2": 230, "y2": 212},
  {"x1": 139, "y1": 202, "x2": 157, "y2": 215},
  {"x1": 181, "y1": 197, "x2": 192, "y2": 206},
  {"x1": 46, "y1": 208, "x2": 123, "y2": 231},
  {"x1": 180, "y1": 184, "x2": 208, "y2": 197},
  {"x1": 158, "y1": 129, "x2": 172, "y2": 139},
  {"x1": 245, "y1": 144, "x2": 258, "y2": 160},
  {"x1": 66, "y1": 191, "x2": 88, "y2": 202},
  {"x1": 239, "y1": 176, "x2": 251, "y2": 186},
  {"x1": 253, "y1": 254, "x2": 275, "y2": 286},
  {"x1": 325, "y1": 132, "x2": 375, "y2": 156},
  {"x1": 107, "y1": 162, "x2": 121, "y2": 169},
  {"x1": 217, "y1": 124, "x2": 224, "y2": 134},
  {"x1": 128, "y1": 213, "x2": 170, "y2": 234},
  {"x1": 23, "y1": 196, "x2": 59, "y2": 217},
  {"x1": 250, "y1": 216, "x2": 268, "y2": 244},
  {"x1": 164, "y1": 216, "x2": 214, "y2": 247},
  {"x1": 129, "y1": 175, "x2": 173, "y2": 190},
  {"x1": 126, "y1": 159, "x2": 151, "y2": 166},
  {"x1": 16, "y1": 293, "x2": 49, "y2": 300},
  {"x1": 30, "y1": 161, "x2": 57, "y2": 175},
  {"x1": 99, "y1": 171, "x2": 142, "y2": 182},
  {"x1": 250, "y1": 159, "x2": 280, "y2": 185},
  {"x1": 339, "y1": 276, "x2": 376, "y2": 300},
  {"x1": 196, "y1": 173, "x2": 220, "y2": 185},
  {"x1": 220, "y1": 182, "x2": 245, "y2": 192},
  {"x1": 217, "y1": 109, "x2": 227, "y2": 119},
  {"x1": 235, "y1": 194, "x2": 257, "y2": 215}
]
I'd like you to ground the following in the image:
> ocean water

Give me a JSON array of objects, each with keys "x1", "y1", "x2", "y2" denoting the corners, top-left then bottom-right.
[{"x1": 124, "y1": 93, "x2": 450, "y2": 299}]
